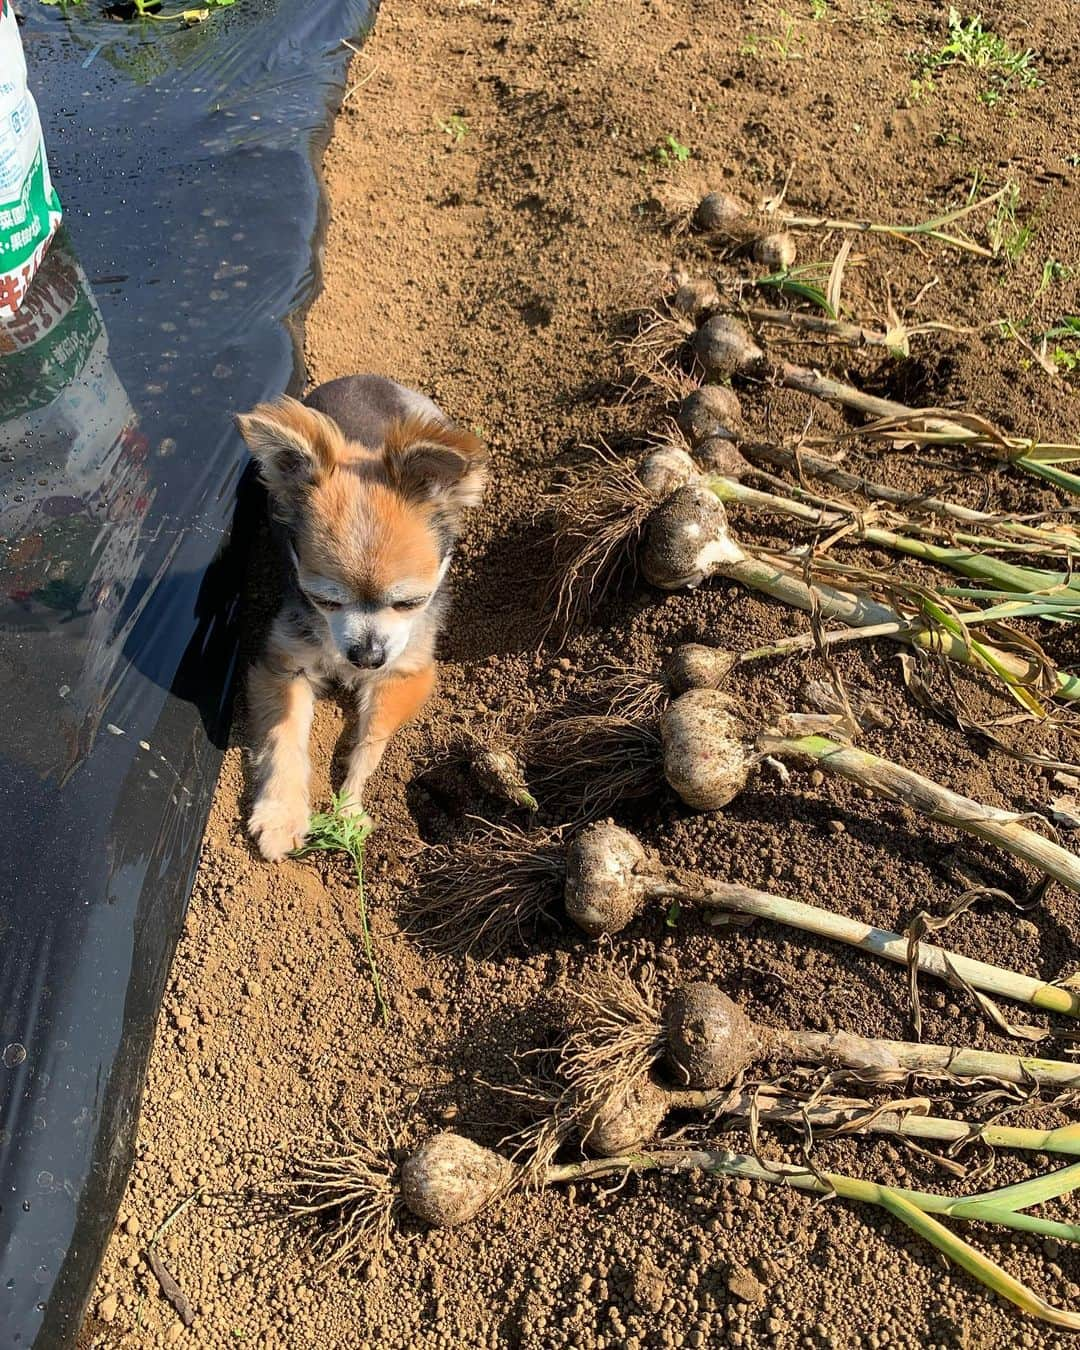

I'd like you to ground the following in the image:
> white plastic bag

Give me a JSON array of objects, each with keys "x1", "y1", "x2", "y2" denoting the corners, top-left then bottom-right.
[{"x1": 0, "y1": 0, "x2": 62, "y2": 319}]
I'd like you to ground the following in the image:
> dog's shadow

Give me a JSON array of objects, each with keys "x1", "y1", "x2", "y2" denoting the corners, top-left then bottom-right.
[{"x1": 438, "y1": 512, "x2": 555, "y2": 662}]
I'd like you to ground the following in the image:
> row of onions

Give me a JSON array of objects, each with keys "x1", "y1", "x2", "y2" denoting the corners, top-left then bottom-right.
[{"x1": 285, "y1": 190, "x2": 1080, "y2": 1328}]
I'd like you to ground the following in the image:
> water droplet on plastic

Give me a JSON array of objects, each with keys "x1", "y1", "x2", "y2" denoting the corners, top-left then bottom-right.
[{"x1": 3, "y1": 1043, "x2": 27, "y2": 1067}]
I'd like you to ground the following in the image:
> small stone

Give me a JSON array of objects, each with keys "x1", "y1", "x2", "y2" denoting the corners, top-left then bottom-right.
[
  {"x1": 166, "y1": 1322, "x2": 184, "y2": 1344},
  {"x1": 98, "y1": 1292, "x2": 119, "y2": 1323},
  {"x1": 827, "y1": 819, "x2": 845, "y2": 835},
  {"x1": 809, "y1": 770, "x2": 825, "y2": 787},
  {"x1": 726, "y1": 1267, "x2": 765, "y2": 1304},
  {"x1": 630, "y1": 1257, "x2": 666, "y2": 1314},
  {"x1": 124, "y1": 1216, "x2": 140, "y2": 1237}
]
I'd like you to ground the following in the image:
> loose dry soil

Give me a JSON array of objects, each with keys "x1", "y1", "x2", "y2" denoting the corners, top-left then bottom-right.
[{"x1": 80, "y1": 1, "x2": 1080, "y2": 1347}]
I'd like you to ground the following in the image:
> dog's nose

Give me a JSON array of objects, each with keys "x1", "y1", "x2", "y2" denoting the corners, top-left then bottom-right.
[{"x1": 346, "y1": 639, "x2": 386, "y2": 670}]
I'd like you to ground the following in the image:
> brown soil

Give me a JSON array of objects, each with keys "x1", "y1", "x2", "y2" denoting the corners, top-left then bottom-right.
[{"x1": 81, "y1": 2, "x2": 1080, "y2": 1347}]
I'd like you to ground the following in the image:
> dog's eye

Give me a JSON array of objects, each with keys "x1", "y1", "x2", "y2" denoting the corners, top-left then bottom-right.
[
  {"x1": 392, "y1": 597, "x2": 426, "y2": 612},
  {"x1": 315, "y1": 598, "x2": 343, "y2": 612}
]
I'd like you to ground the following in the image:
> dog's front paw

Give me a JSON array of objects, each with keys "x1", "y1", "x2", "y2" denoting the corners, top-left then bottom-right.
[
  {"x1": 338, "y1": 786, "x2": 376, "y2": 833},
  {"x1": 249, "y1": 796, "x2": 310, "y2": 861}
]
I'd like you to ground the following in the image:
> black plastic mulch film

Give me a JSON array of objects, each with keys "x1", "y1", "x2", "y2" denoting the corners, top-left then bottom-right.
[{"x1": 0, "y1": 3, "x2": 375, "y2": 1343}]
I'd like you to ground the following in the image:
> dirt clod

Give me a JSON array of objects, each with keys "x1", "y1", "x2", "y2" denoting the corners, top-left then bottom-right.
[{"x1": 727, "y1": 1266, "x2": 765, "y2": 1305}]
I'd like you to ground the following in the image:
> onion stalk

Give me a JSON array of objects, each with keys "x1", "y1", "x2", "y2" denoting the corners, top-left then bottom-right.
[
  {"x1": 704, "y1": 471, "x2": 1080, "y2": 601},
  {"x1": 711, "y1": 1086, "x2": 1080, "y2": 1158},
  {"x1": 746, "y1": 441, "x2": 1080, "y2": 559},
  {"x1": 686, "y1": 313, "x2": 1080, "y2": 498}
]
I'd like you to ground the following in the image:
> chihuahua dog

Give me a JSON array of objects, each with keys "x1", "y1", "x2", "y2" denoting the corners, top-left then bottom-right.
[{"x1": 236, "y1": 375, "x2": 487, "y2": 861}]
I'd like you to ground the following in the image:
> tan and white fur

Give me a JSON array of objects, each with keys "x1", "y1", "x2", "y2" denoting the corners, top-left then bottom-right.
[{"x1": 236, "y1": 375, "x2": 487, "y2": 861}]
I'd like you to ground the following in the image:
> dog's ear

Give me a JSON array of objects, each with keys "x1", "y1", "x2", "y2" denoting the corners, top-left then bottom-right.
[
  {"x1": 235, "y1": 396, "x2": 345, "y2": 497},
  {"x1": 384, "y1": 414, "x2": 488, "y2": 512}
]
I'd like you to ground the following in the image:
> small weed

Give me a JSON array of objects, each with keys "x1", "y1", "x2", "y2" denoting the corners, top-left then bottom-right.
[
  {"x1": 291, "y1": 794, "x2": 387, "y2": 1025},
  {"x1": 918, "y1": 9, "x2": 1039, "y2": 100},
  {"x1": 437, "y1": 114, "x2": 470, "y2": 143},
  {"x1": 908, "y1": 74, "x2": 935, "y2": 102},
  {"x1": 810, "y1": 0, "x2": 828, "y2": 19},
  {"x1": 1046, "y1": 318, "x2": 1080, "y2": 376},
  {"x1": 774, "y1": 11, "x2": 805, "y2": 57},
  {"x1": 1038, "y1": 259, "x2": 1074, "y2": 295},
  {"x1": 651, "y1": 134, "x2": 691, "y2": 166},
  {"x1": 934, "y1": 123, "x2": 966, "y2": 149},
  {"x1": 1053, "y1": 348, "x2": 1080, "y2": 375},
  {"x1": 741, "y1": 11, "x2": 805, "y2": 59},
  {"x1": 857, "y1": 0, "x2": 893, "y2": 26},
  {"x1": 756, "y1": 261, "x2": 836, "y2": 316},
  {"x1": 988, "y1": 183, "x2": 1034, "y2": 262}
]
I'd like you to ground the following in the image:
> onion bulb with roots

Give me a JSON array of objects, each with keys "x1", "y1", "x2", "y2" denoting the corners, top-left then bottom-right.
[
  {"x1": 556, "y1": 818, "x2": 1080, "y2": 1025},
  {"x1": 694, "y1": 315, "x2": 764, "y2": 376},
  {"x1": 564, "y1": 820, "x2": 654, "y2": 936},
  {"x1": 664, "y1": 982, "x2": 763, "y2": 1088},
  {"x1": 399, "y1": 1132, "x2": 512, "y2": 1227},
  {"x1": 660, "y1": 689, "x2": 755, "y2": 810},
  {"x1": 580, "y1": 1076, "x2": 670, "y2": 1156},
  {"x1": 671, "y1": 277, "x2": 721, "y2": 321},
  {"x1": 289, "y1": 1129, "x2": 1080, "y2": 1324},
  {"x1": 556, "y1": 968, "x2": 1080, "y2": 1160},
  {"x1": 641, "y1": 484, "x2": 746, "y2": 590},
  {"x1": 676, "y1": 385, "x2": 743, "y2": 445},
  {"x1": 753, "y1": 231, "x2": 797, "y2": 271}
]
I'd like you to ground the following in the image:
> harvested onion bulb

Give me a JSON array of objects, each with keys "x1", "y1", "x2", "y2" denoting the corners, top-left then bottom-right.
[
  {"x1": 675, "y1": 385, "x2": 744, "y2": 445},
  {"x1": 400, "y1": 1132, "x2": 513, "y2": 1227}
]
